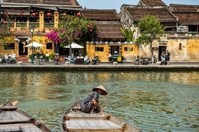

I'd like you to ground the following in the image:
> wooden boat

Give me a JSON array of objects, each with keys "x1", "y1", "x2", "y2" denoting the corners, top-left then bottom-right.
[
  {"x1": 0, "y1": 100, "x2": 51, "y2": 132},
  {"x1": 60, "y1": 98, "x2": 142, "y2": 132}
]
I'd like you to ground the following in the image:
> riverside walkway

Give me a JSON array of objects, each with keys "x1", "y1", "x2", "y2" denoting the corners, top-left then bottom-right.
[{"x1": 0, "y1": 62, "x2": 199, "y2": 71}]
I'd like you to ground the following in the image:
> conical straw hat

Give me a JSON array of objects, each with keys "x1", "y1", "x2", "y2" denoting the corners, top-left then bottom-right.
[{"x1": 92, "y1": 85, "x2": 108, "y2": 95}]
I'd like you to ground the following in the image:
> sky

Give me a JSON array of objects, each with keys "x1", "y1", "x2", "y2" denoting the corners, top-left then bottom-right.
[{"x1": 77, "y1": 0, "x2": 199, "y2": 13}]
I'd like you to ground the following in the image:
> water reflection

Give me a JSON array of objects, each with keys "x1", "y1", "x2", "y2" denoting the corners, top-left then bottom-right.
[{"x1": 0, "y1": 71, "x2": 198, "y2": 132}]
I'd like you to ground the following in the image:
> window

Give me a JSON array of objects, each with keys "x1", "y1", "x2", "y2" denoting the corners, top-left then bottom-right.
[
  {"x1": 124, "y1": 47, "x2": 133, "y2": 52},
  {"x1": 95, "y1": 47, "x2": 104, "y2": 52},
  {"x1": 46, "y1": 42, "x2": 52, "y2": 49},
  {"x1": 4, "y1": 43, "x2": 15, "y2": 50},
  {"x1": 179, "y1": 43, "x2": 182, "y2": 50}
]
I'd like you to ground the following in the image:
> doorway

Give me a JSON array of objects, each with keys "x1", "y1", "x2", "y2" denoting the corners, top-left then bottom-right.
[
  {"x1": 18, "y1": 38, "x2": 28, "y2": 55},
  {"x1": 111, "y1": 46, "x2": 119, "y2": 55},
  {"x1": 158, "y1": 46, "x2": 167, "y2": 61}
]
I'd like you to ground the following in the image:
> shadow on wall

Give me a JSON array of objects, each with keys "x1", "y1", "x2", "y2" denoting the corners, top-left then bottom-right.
[{"x1": 124, "y1": 55, "x2": 136, "y2": 62}]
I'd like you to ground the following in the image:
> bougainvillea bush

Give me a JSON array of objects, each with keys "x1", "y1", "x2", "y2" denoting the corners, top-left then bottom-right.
[
  {"x1": 46, "y1": 14, "x2": 103, "y2": 46},
  {"x1": 45, "y1": 30, "x2": 62, "y2": 44}
]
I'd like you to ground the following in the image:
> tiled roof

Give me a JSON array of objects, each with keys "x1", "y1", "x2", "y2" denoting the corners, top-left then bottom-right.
[
  {"x1": 126, "y1": 7, "x2": 176, "y2": 22},
  {"x1": 169, "y1": 4, "x2": 199, "y2": 13},
  {"x1": 3, "y1": 0, "x2": 80, "y2": 5},
  {"x1": 81, "y1": 9, "x2": 125, "y2": 41},
  {"x1": 98, "y1": 23, "x2": 125, "y2": 40},
  {"x1": 81, "y1": 9, "x2": 120, "y2": 21},
  {"x1": 138, "y1": 0, "x2": 166, "y2": 6},
  {"x1": 174, "y1": 13, "x2": 199, "y2": 25}
]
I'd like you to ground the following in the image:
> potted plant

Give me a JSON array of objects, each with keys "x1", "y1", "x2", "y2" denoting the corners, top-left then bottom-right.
[
  {"x1": 48, "y1": 53, "x2": 55, "y2": 62},
  {"x1": 28, "y1": 54, "x2": 34, "y2": 62}
]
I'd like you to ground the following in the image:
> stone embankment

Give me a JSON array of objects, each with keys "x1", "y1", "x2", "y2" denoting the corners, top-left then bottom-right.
[{"x1": 0, "y1": 62, "x2": 198, "y2": 71}]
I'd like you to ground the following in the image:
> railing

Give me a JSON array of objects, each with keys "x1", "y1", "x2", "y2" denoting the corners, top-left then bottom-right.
[
  {"x1": 44, "y1": 23, "x2": 54, "y2": 28},
  {"x1": 29, "y1": 22, "x2": 39, "y2": 29},
  {"x1": 6, "y1": 22, "x2": 14, "y2": 27},
  {"x1": 4, "y1": 22, "x2": 53, "y2": 30},
  {"x1": 16, "y1": 22, "x2": 27, "y2": 28}
]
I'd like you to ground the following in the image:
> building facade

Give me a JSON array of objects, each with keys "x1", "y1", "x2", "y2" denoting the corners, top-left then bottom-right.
[
  {"x1": 0, "y1": 0, "x2": 199, "y2": 62},
  {"x1": 119, "y1": 0, "x2": 199, "y2": 62},
  {"x1": 0, "y1": 0, "x2": 82, "y2": 61}
]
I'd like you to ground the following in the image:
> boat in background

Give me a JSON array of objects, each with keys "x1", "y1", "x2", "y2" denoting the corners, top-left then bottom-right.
[
  {"x1": 60, "y1": 98, "x2": 142, "y2": 132},
  {"x1": 0, "y1": 99, "x2": 51, "y2": 132}
]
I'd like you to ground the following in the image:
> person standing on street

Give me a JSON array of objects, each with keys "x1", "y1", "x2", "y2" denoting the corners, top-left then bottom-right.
[{"x1": 166, "y1": 50, "x2": 170, "y2": 64}]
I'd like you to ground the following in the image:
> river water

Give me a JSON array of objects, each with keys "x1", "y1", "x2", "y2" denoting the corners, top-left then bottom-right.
[{"x1": 0, "y1": 71, "x2": 198, "y2": 132}]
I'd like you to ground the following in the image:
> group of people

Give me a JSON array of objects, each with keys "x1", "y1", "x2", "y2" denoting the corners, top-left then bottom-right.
[{"x1": 161, "y1": 50, "x2": 170, "y2": 65}]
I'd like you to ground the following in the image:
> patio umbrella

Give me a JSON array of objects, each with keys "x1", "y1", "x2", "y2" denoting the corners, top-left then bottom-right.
[
  {"x1": 64, "y1": 42, "x2": 84, "y2": 57},
  {"x1": 63, "y1": 42, "x2": 84, "y2": 49},
  {"x1": 25, "y1": 42, "x2": 44, "y2": 48}
]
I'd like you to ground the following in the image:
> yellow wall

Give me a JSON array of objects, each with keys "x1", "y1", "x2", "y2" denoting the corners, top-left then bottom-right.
[
  {"x1": 0, "y1": 36, "x2": 54, "y2": 58},
  {"x1": 167, "y1": 38, "x2": 199, "y2": 62},
  {"x1": 86, "y1": 44, "x2": 109, "y2": 62},
  {"x1": 167, "y1": 39, "x2": 188, "y2": 61},
  {"x1": 121, "y1": 44, "x2": 139, "y2": 62},
  {"x1": 187, "y1": 39, "x2": 199, "y2": 62},
  {"x1": 0, "y1": 36, "x2": 17, "y2": 56},
  {"x1": 86, "y1": 42, "x2": 139, "y2": 62}
]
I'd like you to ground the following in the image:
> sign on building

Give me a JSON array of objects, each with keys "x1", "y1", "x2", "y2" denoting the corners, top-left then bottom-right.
[{"x1": 177, "y1": 26, "x2": 188, "y2": 33}]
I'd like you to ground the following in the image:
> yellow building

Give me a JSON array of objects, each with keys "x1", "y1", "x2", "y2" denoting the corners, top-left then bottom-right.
[
  {"x1": 86, "y1": 42, "x2": 139, "y2": 62},
  {"x1": 0, "y1": 2, "x2": 82, "y2": 62}
]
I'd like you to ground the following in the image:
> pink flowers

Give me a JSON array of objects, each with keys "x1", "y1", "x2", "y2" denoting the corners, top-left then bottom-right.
[{"x1": 45, "y1": 30, "x2": 63, "y2": 44}]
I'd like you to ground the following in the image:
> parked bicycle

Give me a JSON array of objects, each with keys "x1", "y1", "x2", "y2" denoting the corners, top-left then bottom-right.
[
  {"x1": 0, "y1": 54, "x2": 17, "y2": 64},
  {"x1": 33, "y1": 55, "x2": 43, "y2": 65}
]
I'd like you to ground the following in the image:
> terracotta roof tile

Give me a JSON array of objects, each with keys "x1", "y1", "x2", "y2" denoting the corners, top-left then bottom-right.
[
  {"x1": 139, "y1": 0, "x2": 166, "y2": 6},
  {"x1": 169, "y1": 4, "x2": 199, "y2": 13},
  {"x1": 174, "y1": 13, "x2": 199, "y2": 25},
  {"x1": 81, "y1": 9, "x2": 119, "y2": 21},
  {"x1": 98, "y1": 23, "x2": 125, "y2": 40},
  {"x1": 126, "y1": 7, "x2": 176, "y2": 22},
  {"x1": 3, "y1": 0, "x2": 80, "y2": 5}
]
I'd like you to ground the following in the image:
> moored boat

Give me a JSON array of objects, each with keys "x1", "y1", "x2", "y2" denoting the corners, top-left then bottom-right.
[
  {"x1": 60, "y1": 98, "x2": 142, "y2": 132},
  {"x1": 0, "y1": 100, "x2": 51, "y2": 132}
]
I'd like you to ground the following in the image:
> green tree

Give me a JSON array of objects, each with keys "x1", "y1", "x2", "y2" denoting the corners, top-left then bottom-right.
[
  {"x1": 136, "y1": 14, "x2": 165, "y2": 60},
  {"x1": 57, "y1": 15, "x2": 102, "y2": 55},
  {"x1": 121, "y1": 28, "x2": 135, "y2": 42}
]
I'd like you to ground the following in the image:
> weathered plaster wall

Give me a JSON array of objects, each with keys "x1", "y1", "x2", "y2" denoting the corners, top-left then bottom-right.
[
  {"x1": 187, "y1": 39, "x2": 199, "y2": 62},
  {"x1": 167, "y1": 39, "x2": 188, "y2": 62},
  {"x1": 122, "y1": 44, "x2": 139, "y2": 62},
  {"x1": 138, "y1": 44, "x2": 151, "y2": 58}
]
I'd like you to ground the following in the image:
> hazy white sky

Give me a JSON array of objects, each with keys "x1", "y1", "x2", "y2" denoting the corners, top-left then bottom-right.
[{"x1": 77, "y1": 0, "x2": 199, "y2": 12}]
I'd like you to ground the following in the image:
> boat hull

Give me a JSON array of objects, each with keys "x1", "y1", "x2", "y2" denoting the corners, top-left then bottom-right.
[
  {"x1": 0, "y1": 100, "x2": 51, "y2": 132},
  {"x1": 60, "y1": 98, "x2": 141, "y2": 132}
]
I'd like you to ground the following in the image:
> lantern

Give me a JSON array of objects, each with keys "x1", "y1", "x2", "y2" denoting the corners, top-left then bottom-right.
[
  {"x1": 47, "y1": 13, "x2": 51, "y2": 17},
  {"x1": 19, "y1": 12, "x2": 23, "y2": 17},
  {"x1": 3, "y1": 11, "x2": 7, "y2": 16},
  {"x1": 77, "y1": 12, "x2": 81, "y2": 17},
  {"x1": 32, "y1": 12, "x2": 36, "y2": 17}
]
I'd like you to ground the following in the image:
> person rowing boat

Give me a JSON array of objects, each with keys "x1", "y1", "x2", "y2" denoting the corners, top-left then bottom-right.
[{"x1": 80, "y1": 85, "x2": 108, "y2": 113}]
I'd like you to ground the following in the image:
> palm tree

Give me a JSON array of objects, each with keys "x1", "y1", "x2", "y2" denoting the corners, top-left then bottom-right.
[{"x1": 121, "y1": 28, "x2": 135, "y2": 42}]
